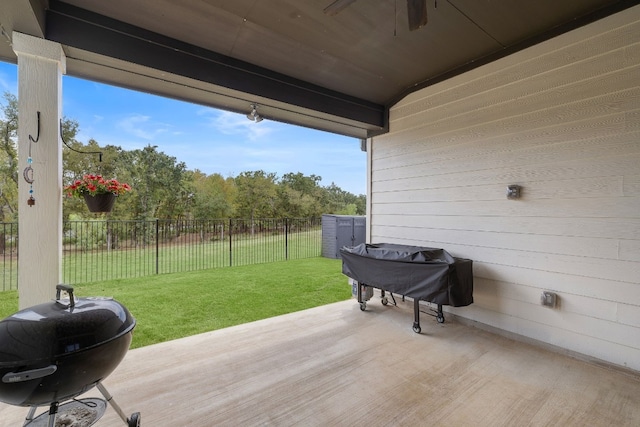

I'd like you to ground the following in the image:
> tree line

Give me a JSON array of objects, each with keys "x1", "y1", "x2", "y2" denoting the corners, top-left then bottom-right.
[{"x1": 0, "y1": 92, "x2": 365, "y2": 222}]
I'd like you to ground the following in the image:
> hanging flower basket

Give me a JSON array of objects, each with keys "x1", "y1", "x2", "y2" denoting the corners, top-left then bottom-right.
[
  {"x1": 65, "y1": 174, "x2": 131, "y2": 213},
  {"x1": 83, "y1": 192, "x2": 117, "y2": 213}
]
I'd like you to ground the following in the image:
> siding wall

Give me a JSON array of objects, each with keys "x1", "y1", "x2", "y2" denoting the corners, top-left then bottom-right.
[{"x1": 368, "y1": 6, "x2": 640, "y2": 371}]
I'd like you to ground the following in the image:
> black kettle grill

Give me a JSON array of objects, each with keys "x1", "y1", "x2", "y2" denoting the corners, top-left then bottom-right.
[{"x1": 0, "y1": 284, "x2": 140, "y2": 426}]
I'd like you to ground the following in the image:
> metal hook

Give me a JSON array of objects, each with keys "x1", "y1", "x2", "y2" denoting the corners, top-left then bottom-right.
[
  {"x1": 28, "y1": 111, "x2": 40, "y2": 143},
  {"x1": 60, "y1": 119, "x2": 103, "y2": 162}
]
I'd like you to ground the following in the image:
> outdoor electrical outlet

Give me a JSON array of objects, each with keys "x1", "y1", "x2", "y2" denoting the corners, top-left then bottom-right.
[{"x1": 541, "y1": 291, "x2": 557, "y2": 308}]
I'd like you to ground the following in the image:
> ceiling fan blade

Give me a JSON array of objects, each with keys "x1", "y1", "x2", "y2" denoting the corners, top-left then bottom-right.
[
  {"x1": 407, "y1": 0, "x2": 427, "y2": 30},
  {"x1": 324, "y1": 0, "x2": 358, "y2": 16}
]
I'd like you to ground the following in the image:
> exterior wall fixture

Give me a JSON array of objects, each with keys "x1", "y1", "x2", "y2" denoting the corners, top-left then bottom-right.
[
  {"x1": 506, "y1": 184, "x2": 522, "y2": 199},
  {"x1": 246, "y1": 104, "x2": 263, "y2": 123},
  {"x1": 541, "y1": 291, "x2": 557, "y2": 308}
]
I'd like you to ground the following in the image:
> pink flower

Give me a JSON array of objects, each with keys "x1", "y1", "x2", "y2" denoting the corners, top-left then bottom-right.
[{"x1": 64, "y1": 174, "x2": 132, "y2": 198}]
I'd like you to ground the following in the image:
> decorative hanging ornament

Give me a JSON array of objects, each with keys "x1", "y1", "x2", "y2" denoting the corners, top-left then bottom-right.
[
  {"x1": 25, "y1": 157, "x2": 35, "y2": 206},
  {"x1": 24, "y1": 112, "x2": 40, "y2": 207}
]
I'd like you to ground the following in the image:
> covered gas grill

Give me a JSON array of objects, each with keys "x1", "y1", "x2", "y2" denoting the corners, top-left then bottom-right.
[
  {"x1": 0, "y1": 284, "x2": 140, "y2": 426},
  {"x1": 341, "y1": 243, "x2": 473, "y2": 333}
]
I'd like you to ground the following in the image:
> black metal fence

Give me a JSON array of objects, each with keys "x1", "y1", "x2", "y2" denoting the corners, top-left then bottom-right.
[
  {"x1": 0, "y1": 222, "x2": 18, "y2": 292},
  {"x1": 0, "y1": 218, "x2": 322, "y2": 290}
]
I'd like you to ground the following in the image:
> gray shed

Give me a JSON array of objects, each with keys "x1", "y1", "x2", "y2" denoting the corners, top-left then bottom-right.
[{"x1": 321, "y1": 214, "x2": 366, "y2": 259}]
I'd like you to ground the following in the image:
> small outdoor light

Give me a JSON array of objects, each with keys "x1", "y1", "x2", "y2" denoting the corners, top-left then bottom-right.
[{"x1": 246, "y1": 104, "x2": 263, "y2": 122}]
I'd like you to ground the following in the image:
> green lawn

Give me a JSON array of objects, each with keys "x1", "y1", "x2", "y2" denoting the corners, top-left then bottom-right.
[{"x1": 0, "y1": 257, "x2": 350, "y2": 349}]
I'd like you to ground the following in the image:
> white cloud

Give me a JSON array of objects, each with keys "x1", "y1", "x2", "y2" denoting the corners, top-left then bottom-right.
[
  {"x1": 198, "y1": 109, "x2": 274, "y2": 142},
  {"x1": 116, "y1": 114, "x2": 171, "y2": 140}
]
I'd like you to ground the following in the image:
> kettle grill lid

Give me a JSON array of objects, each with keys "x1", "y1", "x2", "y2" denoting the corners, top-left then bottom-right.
[{"x1": 0, "y1": 289, "x2": 135, "y2": 367}]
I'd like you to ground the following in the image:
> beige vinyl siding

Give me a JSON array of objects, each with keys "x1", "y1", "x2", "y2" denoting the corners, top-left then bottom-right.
[{"x1": 368, "y1": 6, "x2": 640, "y2": 371}]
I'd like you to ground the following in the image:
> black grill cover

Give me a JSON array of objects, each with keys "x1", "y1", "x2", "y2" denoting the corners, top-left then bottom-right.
[{"x1": 341, "y1": 243, "x2": 473, "y2": 307}]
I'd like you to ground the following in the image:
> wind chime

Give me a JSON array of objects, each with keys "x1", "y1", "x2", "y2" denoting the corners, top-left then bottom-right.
[{"x1": 23, "y1": 111, "x2": 39, "y2": 207}]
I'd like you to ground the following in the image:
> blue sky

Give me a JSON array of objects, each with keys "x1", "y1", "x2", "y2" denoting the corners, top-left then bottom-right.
[{"x1": 0, "y1": 61, "x2": 366, "y2": 195}]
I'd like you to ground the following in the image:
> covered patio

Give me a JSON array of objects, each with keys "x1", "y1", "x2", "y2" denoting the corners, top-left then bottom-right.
[
  {"x1": 1, "y1": 296, "x2": 638, "y2": 426},
  {"x1": 0, "y1": 1, "x2": 638, "y2": 424}
]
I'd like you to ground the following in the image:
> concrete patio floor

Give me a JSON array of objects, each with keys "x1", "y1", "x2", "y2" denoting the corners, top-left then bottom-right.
[{"x1": 1, "y1": 295, "x2": 638, "y2": 426}]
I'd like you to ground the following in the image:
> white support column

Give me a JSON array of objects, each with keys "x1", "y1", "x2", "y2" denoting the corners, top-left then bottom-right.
[
  {"x1": 13, "y1": 32, "x2": 66, "y2": 309},
  {"x1": 365, "y1": 137, "x2": 372, "y2": 244}
]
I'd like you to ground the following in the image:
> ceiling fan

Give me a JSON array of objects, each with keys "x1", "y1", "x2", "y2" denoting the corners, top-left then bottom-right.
[{"x1": 324, "y1": 0, "x2": 428, "y2": 31}]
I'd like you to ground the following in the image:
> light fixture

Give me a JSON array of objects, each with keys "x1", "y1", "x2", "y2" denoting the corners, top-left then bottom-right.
[
  {"x1": 246, "y1": 104, "x2": 263, "y2": 123},
  {"x1": 506, "y1": 185, "x2": 522, "y2": 199}
]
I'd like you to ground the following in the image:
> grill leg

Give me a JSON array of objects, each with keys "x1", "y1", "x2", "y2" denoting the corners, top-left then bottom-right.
[
  {"x1": 412, "y1": 299, "x2": 421, "y2": 333},
  {"x1": 23, "y1": 406, "x2": 38, "y2": 426},
  {"x1": 436, "y1": 304, "x2": 445, "y2": 323},
  {"x1": 47, "y1": 402, "x2": 59, "y2": 427},
  {"x1": 97, "y1": 382, "x2": 141, "y2": 427},
  {"x1": 97, "y1": 382, "x2": 129, "y2": 425},
  {"x1": 357, "y1": 282, "x2": 367, "y2": 311}
]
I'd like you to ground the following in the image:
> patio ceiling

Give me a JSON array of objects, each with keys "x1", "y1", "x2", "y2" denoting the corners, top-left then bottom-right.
[{"x1": 0, "y1": 0, "x2": 635, "y2": 138}]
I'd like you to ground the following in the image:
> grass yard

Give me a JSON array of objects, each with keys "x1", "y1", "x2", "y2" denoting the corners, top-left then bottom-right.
[{"x1": 0, "y1": 257, "x2": 350, "y2": 349}]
